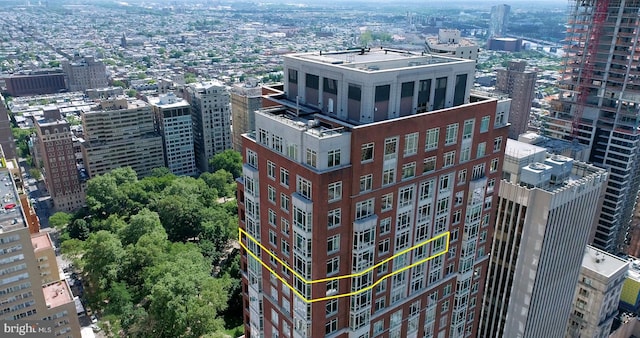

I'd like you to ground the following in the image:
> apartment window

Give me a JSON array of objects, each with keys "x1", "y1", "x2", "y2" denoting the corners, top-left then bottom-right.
[
  {"x1": 281, "y1": 193, "x2": 290, "y2": 212},
  {"x1": 434, "y1": 77, "x2": 447, "y2": 110},
  {"x1": 445, "y1": 123, "x2": 458, "y2": 145},
  {"x1": 267, "y1": 161, "x2": 275, "y2": 179},
  {"x1": 360, "y1": 174, "x2": 373, "y2": 192},
  {"x1": 477, "y1": 142, "x2": 486, "y2": 158},
  {"x1": 381, "y1": 193, "x2": 394, "y2": 212},
  {"x1": 326, "y1": 299, "x2": 338, "y2": 316},
  {"x1": 272, "y1": 135, "x2": 283, "y2": 153},
  {"x1": 374, "y1": 320, "x2": 384, "y2": 335},
  {"x1": 328, "y1": 149, "x2": 341, "y2": 167},
  {"x1": 487, "y1": 178, "x2": 496, "y2": 193},
  {"x1": 399, "y1": 186, "x2": 414, "y2": 207},
  {"x1": 328, "y1": 209, "x2": 341, "y2": 228},
  {"x1": 439, "y1": 173, "x2": 452, "y2": 191},
  {"x1": 327, "y1": 235, "x2": 340, "y2": 254},
  {"x1": 417, "y1": 79, "x2": 431, "y2": 112},
  {"x1": 472, "y1": 164, "x2": 485, "y2": 180},
  {"x1": 423, "y1": 156, "x2": 437, "y2": 173},
  {"x1": 453, "y1": 210, "x2": 462, "y2": 224},
  {"x1": 480, "y1": 116, "x2": 490, "y2": 133},
  {"x1": 453, "y1": 74, "x2": 467, "y2": 106},
  {"x1": 419, "y1": 179, "x2": 435, "y2": 200},
  {"x1": 269, "y1": 230, "x2": 277, "y2": 246},
  {"x1": 402, "y1": 162, "x2": 416, "y2": 179},
  {"x1": 306, "y1": 148, "x2": 317, "y2": 168},
  {"x1": 458, "y1": 169, "x2": 467, "y2": 184},
  {"x1": 493, "y1": 137, "x2": 503, "y2": 152},
  {"x1": 328, "y1": 181, "x2": 342, "y2": 202},
  {"x1": 355, "y1": 199, "x2": 375, "y2": 220},
  {"x1": 280, "y1": 168, "x2": 289, "y2": 187},
  {"x1": 247, "y1": 149, "x2": 258, "y2": 168},
  {"x1": 380, "y1": 217, "x2": 391, "y2": 235},
  {"x1": 288, "y1": 69, "x2": 298, "y2": 83},
  {"x1": 384, "y1": 137, "x2": 398, "y2": 160},
  {"x1": 325, "y1": 319, "x2": 338, "y2": 335},
  {"x1": 297, "y1": 176, "x2": 312, "y2": 199},
  {"x1": 259, "y1": 128, "x2": 269, "y2": 145},
  {"x1": 327, "y1": 280, "x2": 339, "y2": 296},
  {"x1": 455, "y1": 191, "x2": 464, "y2": 206},
  {"x1": 443, "y1": 151, "x2": 456, "y2": 167},
  {"x1": 490, "y1": 158, "x2": 499, "y2": 173},
  {"x1": 496, "y1": 110, "x2": 506, "y2": 126},
  {"x1": 281, "y1": 239, "x2": 290, "y2": 256},
  {"x1": 404, "y1": 132, "x2": 419, "y2": 156},
  {"x1": 327, "y1": 257, "x2": 340, "y2": 275},
  {"x1": 375, "y1": 297, "x2": 386, "y2": 312},
  {"x1": 281, "y1": 218, "x2": 290, "y2": 236},
  {"x1": 378, "y1": 239, "x2": 390, "y2": 255},
  {"x1": 269, "y1": 209, "x2": 277, "y2": 226},
  {"x1": 287, "y1": 144, "x2": 298, "y2": 159},
  {"x1": 361, "y1": 143, "x2": 374, "y2": 162},
  {"x1": 268, "y1": 185, "x2": 276, "y2": 203},
  {"x1": 462, "y1": 119, "x2": 474, "y2": 140},
  {"x1": 425, "y1": 127, "x2": 439, "y2": 151}
]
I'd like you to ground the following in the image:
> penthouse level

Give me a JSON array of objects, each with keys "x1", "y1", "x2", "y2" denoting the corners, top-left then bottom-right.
[{"x1": 283, "y1": 48, "x2": 479, "y2": 125}]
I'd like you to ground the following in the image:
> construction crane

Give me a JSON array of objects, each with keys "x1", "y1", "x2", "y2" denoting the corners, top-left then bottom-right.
[{"x1": 571, "y1": 0, "x2": 609, "y2": 141}]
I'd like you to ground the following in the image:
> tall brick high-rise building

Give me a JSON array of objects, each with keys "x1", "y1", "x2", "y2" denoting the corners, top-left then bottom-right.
[
  {"x1": 238, "y1": 49, "x2": 510, "y2": 338},
  {"x1": 495, "y1": 61, "x2": 537, "y2": 139}
]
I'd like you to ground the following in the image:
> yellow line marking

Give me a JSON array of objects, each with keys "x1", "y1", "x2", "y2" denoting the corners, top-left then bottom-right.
[{"x1": 239, "y1": 227, "x2": 450, "y2": 303}]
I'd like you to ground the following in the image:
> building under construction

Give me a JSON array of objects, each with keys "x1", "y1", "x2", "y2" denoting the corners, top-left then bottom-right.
[{"x1": 544, "y1": 0, "x2": 640, "y2": 254}]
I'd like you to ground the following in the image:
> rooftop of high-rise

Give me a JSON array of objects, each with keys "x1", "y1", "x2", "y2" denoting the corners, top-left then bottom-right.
[
  {"x1": 0, "y1": 158, "x2": 26, "y2": 234},
  {"x1": 582, "y1": 245, "x2": 628, "y2": 279},
  {"x1": 31, "y1": 232, "x2": 54, "y2": 252},
  {"x1": 43, "y1": 280, "x2": 74, "y2": 309},
  {"x1": 286, "y1": 48, "x2": 472, "y2": 73},
  {"x1": 503, "y1": 138, "x2": 607, "y2": 193}
]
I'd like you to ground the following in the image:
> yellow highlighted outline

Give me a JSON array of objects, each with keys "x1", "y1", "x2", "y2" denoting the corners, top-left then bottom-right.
[{"x1": 239, "y1": 228, "x2": 450, "y2": 303}]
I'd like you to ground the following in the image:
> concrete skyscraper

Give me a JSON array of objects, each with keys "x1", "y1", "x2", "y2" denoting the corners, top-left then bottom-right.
[
  {"x1": 0, "y1": 151, "x2": 81, "y2": 337},
  {"x1": 496, "y1": 61, "x2": 537, "y2": 139},
  {"x1": 480, "y1": 139, "x2": 608, "y2": 338},
  {"x1": 544, "y1": 0, "x2": 640, "y2": 253},
  {"x1": 186, "y1": 81, "x2": 233, "y2": 173},
  {"x1": 80, "y1": 97, "x2": 165, "y2": 178},
  {"x1": 149, "y1": 93, "x2": 197, "y2": 176},
  {"x1": 489, "y1": 4, "x2": 510, "y2": 38},
  {"x1": 61, "y1": 55, "x2": 108, "y2": 92},
  {"x1": 231, "y1": 82, "x2": 262, "y2": 152},
  {"x1": 0, "y1": 94, "x2": 17, "y2": 160},
  {"x1": 238, "y1": 49, "x2": 510, "y2": 338}
]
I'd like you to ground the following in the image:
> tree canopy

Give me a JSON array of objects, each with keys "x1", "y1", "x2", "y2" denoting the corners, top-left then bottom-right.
[{"x1": 53, "y1": 162, "x2": 241, "y2": 337}]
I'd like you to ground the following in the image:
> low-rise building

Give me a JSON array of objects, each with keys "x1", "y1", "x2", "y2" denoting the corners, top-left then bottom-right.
[{"x1": 566, "y1": 246, "x2": 629, "y2": 337}]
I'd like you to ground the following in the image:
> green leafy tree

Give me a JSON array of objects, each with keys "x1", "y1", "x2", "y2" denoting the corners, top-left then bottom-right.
[
  {"x1": 49, "y1": 212, "x2": 72, "y2": 230},
  {"x1": 83, "y1": 231, "x2": 125, "y2": 291},
  {"x1": 154, "y1": 193, "x2": 204, "y2": 242},
  {"x1": 105, "y1": 282, "x2": 133, "y2": 316},
  {"x1": 85, "y1": 174, "x2": 131, "y2": 217},
  {"x1": 119, "y1": 208, "x2": 163, "y2": 246},
  {"x1": 60, "y1": 238, "x2": 85, "y2": 268},
  {"x1": 144, "y1": 243, "x2": 230, "y2": 338},
  {"x1": 200, "y1": 169, "x2": 235, "y2": 197},
  {"x1": 28, "y1": 168, "x2": 41, "y2": 180},
  {"x1": 68, "y1": 218, "x2": 90, "y2": 240},
  {"x1": 209, "y1": 150, "x2": 242, "y2": 178}
]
